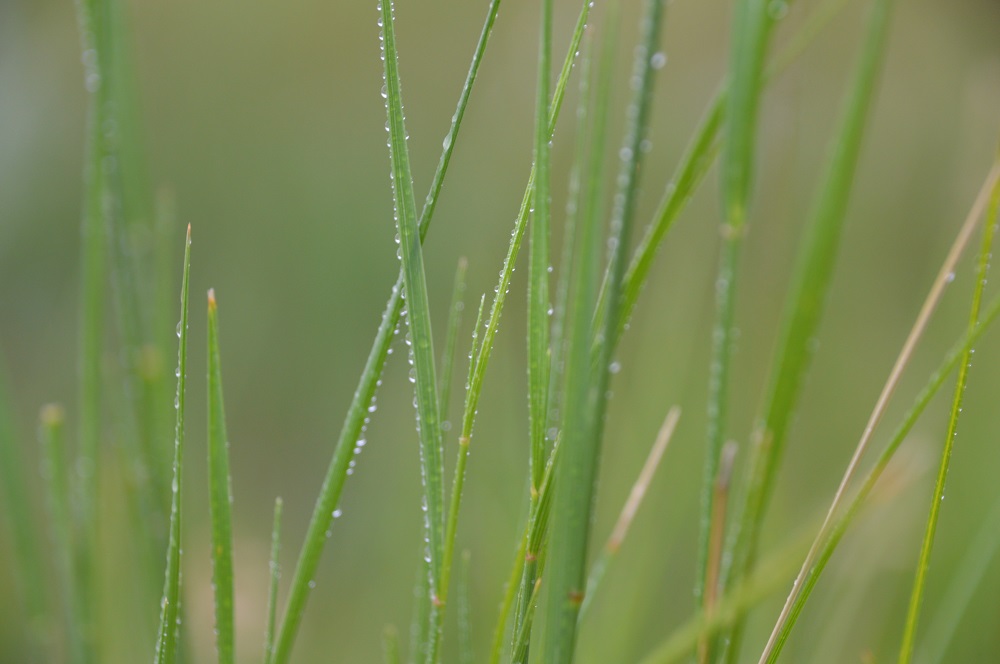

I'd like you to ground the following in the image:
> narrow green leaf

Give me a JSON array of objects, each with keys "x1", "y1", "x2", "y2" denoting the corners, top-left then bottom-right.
[
  {"x1": 489, "y1": 528, "x2": 529, "y2": 664},
  {"x1": 270, "y1": 2, "x2": 501, "y2": 659},
  {"x1": 543, "y1": 1, "x2": 665, "y2": 660},
  {"x1": 721, "y1": 0, "x2": 896, "y2": 657},
  {"x1": 898, "y1": 152, "x2": 1000, "y2": 664},
  {"x1": 207, "y1": 289, "x2": 236, "y2": 664},
  {"x1": 698, "y1": 0, "x2": 781, "y2": 616},
  {"x1": 154, "y1": 225, "x2": 192, "y2": 664},
  {"x1": 264, "y1": 497, "x2": 283, "y2": 664},
  {"x1": 378, "y1": 6, "x2": 448, "y2": 664}
]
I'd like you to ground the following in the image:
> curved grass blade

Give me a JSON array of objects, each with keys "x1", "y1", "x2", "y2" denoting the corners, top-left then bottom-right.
[
  {"x1": 377, "y1": 5, "x2": 448, "y2": 662},
  {"x1": 761, "y1": 289, "x2": 1000, "y2": 663},
  {"x1": 270, "y1": 2, "x2": 501, "y2": 660},
  {"x1": 154, "y1": 225, "x2": 192, "y2": 664},
  {"x1": 207, "y1": 289, "x2": 236, "y2": 664},
  {"x1": 758, "y1": 161, "x2": 1000, "y2": 664},
  {"x1": 264, "y1": 497, "x2": 283, "y2": 663},
  {"x1": 489, "y1": 526, "x2": 529, "y2": 664},
  {"x1": 898, "y1": 150, "x2": 1000, "y2": 664},
  {"x1": 697, "y1": 0, "x2": 781, "y2": 619},
  {"x1": 720, "y1": 0, "x2": 896, "y2": 657}
]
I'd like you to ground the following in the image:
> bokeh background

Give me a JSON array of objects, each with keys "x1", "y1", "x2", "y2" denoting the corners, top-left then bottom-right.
[{"x1": 2, "y1": 0, "x2": 1000, "y2": 661}]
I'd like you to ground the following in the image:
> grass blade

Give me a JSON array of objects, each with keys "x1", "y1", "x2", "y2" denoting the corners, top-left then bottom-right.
[
  {"x1": 697, "y1": 0, "x2": 780, "y2": 619},
  {"x1": 264, "y1": 497, "x2": 283, "y2": 664},
  {"x1": 207, "y1": 289, "x2": 236, "y2": 664},
  {"x1": 511, "y1": 0, "x2": 554, "y2": 655},
  {"x1": 721, "y1": 0, "x2": 896, "y2": 657},
  {"x1": 761, "y1": 288, "x2": 1000, "y2": 663},
  {"x1": 897, "y1": 150, "x2": 1000, "y2": 664},
  {"x1": 378, "y1": 5, "x2": 448, "y2": 662},
  {"x1": 758, "y1": 160, "x2": 1000, "y2": 664},
  {"x1": 382, "y1": 625, "x2": 400, "y2": 664},
  {"x1": 542, "y1": 2, "x2": 665, "y2": 660},
  {"x1": 270, "y1": 3, "x2": 501, "y2": 659},
  {"x1": 154, "y1": 225, "x2": 192, "y2": 664}
]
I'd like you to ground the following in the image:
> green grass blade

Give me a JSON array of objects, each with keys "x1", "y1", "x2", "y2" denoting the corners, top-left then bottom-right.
[
  {"x1": 527, "y1": 0, "x2": 553, "y2": 500},
  {"x1": 489, "y1": 528, "x2": 529, "y2": 664},
  {"x1": 207, "y1": 289, "x2": 236, "y2": 664},
  {"x1": 511, "y1": 0, "x2": 554, "y2": 655},
  {"x1": 918, "y1": 493, "x2": 1000, "y2": 663},
  {"x1": 439, "y1": 257, "x2": 468, "y2": 426},
  {"x1": 580, "y1": 406, "x2": 680, "y2": 620},
  {"x1": 378, "y1": 6, "x2": 448, "y2": 663},
  {"x1": 721, "y1": 0, "x2": 896, "y2": 657},
  {"x1": 542, "y1": 2, "x2": 665, "y2": 661},
  {"x1": 458, "y1": 550, "x2": 475, "y2": 664},
  {"x1": 898, "y1": 152, "x2": 1000, "y2": 664},
  {"x1": 759, "y1": 162, "x2": 1000, "y2": 663},
  {"x1": 270, "y1": 3, "x2": 501, "y2": 660},
  {"x1": 0, "y1": 361, "x2": 46, "y2": 628},
  {"x1": 40, "y1": 404, "x2": 85, "y2": 664},
  {"x1": 460, "y1": 0, "x2": 593, "y2": 445},
  {"x1": 154, "y1": 225, "x2": 192, "y2": 664},
  {"x1": 264, "y1": 497, "x2": 283, "y2": 664},
  {"x1": 697, "y1": 0, "x2": 780, "y2": 616}
]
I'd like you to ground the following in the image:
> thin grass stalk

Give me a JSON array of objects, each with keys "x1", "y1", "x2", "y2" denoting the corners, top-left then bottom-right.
[
  {"x1": 543, "y1": 2, "x2": 665, "y2": 660},
  {"x1": 617, "y1": 0, "x2": 854, "y2": 345},
  {"x1": 720, "y1": 0, "x2": 895, "y2": 657},
  {"x1": 264, "y1": 497, "x2": 283, "y2": 664},
  {"x1": 698, "y1": 0, "x2": 780, "y2": 621},
  {"x1": 510, "y1": 558, "x2": 546, "y2": 664},
  {"x1": 40, "y1": 404, "x2": 85, "y2": 664},
  {"x1": 439, "y1": 257, "x2": 468, "y2": 424},
  {"x1": 458, "y1": 550, "x2": 475, "y2": 664},
  {"x1": 154, "y1": 225, "x2": 192, "y2": 664},
  {"x1": 918, "y1": 493, "x2": 1000, "y2": 663},
  {"x1": 580, "y1": 405, "x2": 680, "y2": 619},
  {"x1": 897, "y1": 152, "x2": 1000, "y2": 664},
  {"x1": 761, "y1": 289, "x2": 1000, "y2": 663},
  {"x1": 377, "y1": 6, "x2": 449, "y2": 663},
  {"x1": 0, "y1": 363, "x2": 46, "y2": 628},
  {"x1": 758, "y1": 161, "x2": 1000, "y2": 664},
  {"x1": 513, "y1": 0, "x2": 554, "y2": 652},
  {"x1": 700, "y1": 441, "x2": 738, "y2": 663},
  {"x1": 207, "y1": 290, "x2": 236, "y2": 664},
  {"x1": 270, "y1": 2, "x2": 501, "y2": 660}
]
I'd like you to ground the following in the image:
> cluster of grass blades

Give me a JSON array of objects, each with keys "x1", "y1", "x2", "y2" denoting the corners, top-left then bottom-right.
[{"x1": 2, "y1": 0, "x2": 1000, "y2": 662}]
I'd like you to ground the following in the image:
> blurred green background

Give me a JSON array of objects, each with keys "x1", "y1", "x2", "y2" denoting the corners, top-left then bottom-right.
[{"x1": 2, "y1": 0, "x2": 1000, "y2": 661}]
